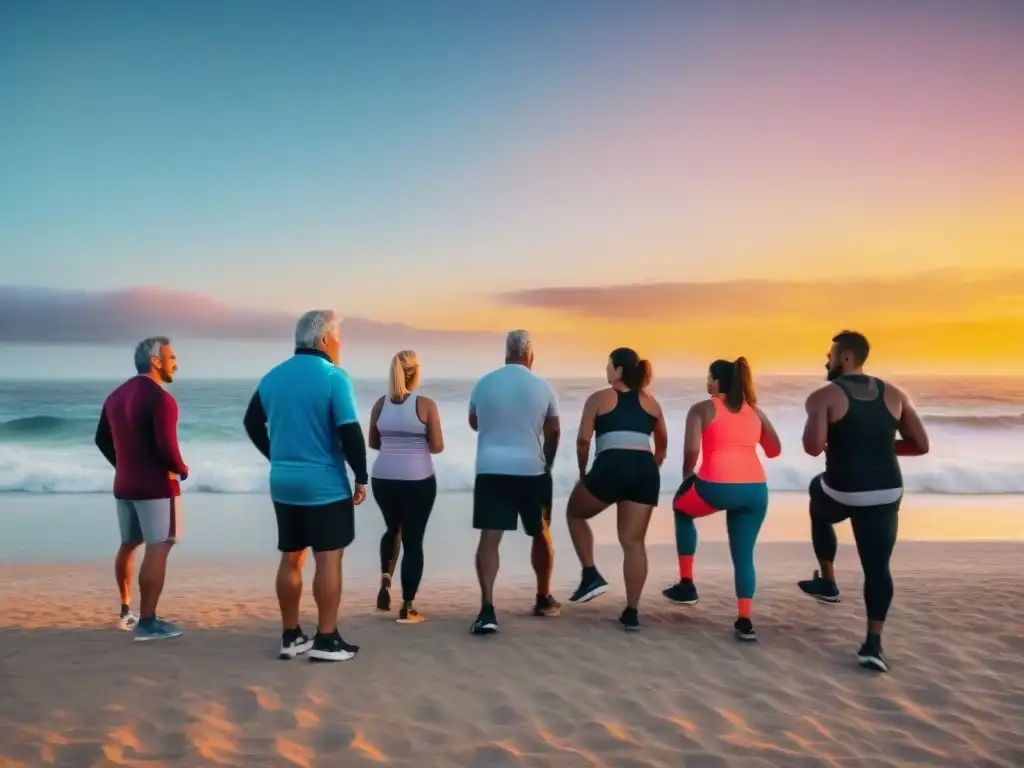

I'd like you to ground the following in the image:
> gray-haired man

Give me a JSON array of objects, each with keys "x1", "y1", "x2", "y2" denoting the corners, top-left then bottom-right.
[
  {"x1": 244, "y1": 310, "x2": 368, "y2": 662},
  {"x1": 468, "y1": 330, "x2": 561, "y2": 634},
  {"x1": 95, "y1": 337, "x2": 188, "y2": 641}
]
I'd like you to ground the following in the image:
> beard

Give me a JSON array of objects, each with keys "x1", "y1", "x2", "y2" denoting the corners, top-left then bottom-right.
[
  {"x1": 159, "y1": 368, "x2": 174, "y2": 384},
  {"x1": 826, "y1": 364, "x2": 842, "y2": 381}
]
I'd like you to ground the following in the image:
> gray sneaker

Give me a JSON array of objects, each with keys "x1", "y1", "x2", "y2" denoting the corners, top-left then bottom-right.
[{"x1": 133, "y1": 618, "x2": 183, "y2": 642}]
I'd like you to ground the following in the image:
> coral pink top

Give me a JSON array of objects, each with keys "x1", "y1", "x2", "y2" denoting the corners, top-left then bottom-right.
[{"x1": 696, "y1": 397, "x2": 766, "y2": 484}]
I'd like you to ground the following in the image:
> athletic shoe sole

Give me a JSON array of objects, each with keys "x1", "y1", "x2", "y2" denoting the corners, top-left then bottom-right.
[
  {"x1": 734, "y1": 629, "x2": 758, "y2": 642},
  {"x1": 133, "y1": 630, "x2": 183, "y2": 642},
  {"x1": 309, "y1": 649, "x2": 356, "y2": 662},
  {"x1": 471, "y1": 622, "x2": 498, "y2": 635},
  {"x1": 662, "y1": 593, "x2": 699, "y2": 606},
  {"x1": 397, "y1": 615, "x2": 425, "y2": 624},
  {"x1": 799, "y1": 589, "x2": 841, "y2": 604},
  {"x1": 278, "y1": 639, "x2": 314, "y2": 659},
  {"x1": 857, "y1": 654, "x2": 890, "y2": 673},
  {"x1": 570, "y1": 584, "x2": 610, "y2": 603}
]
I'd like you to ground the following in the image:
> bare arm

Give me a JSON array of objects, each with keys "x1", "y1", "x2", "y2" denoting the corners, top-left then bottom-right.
[
  {"x1": 367, "y1": 396, "x2": 384, "y2": 451},
  {"x1": 802, "y1": 388, "x2": 829, "y2": 457},
  {"x1": 754, "y1": 406, "x2": 782, "y2": 459},
  {"x1": 682, "y1": 403, "x2": 703, "y2": 478},
  {"x1": 894, "y1": 387, "x2": 930, "y2": 456},
  {"x1": 423, "y1": 398, "x2": 445, "y2": 454},
  {"x1": 542, "y1": 415, "x2": 560, "y2": 471},
  {"x1": 651, "y1": 396, "x2": 668, "y2": 467},
  {"x1": 576, "y1": 392, "x2": 600, "y2": 475}
]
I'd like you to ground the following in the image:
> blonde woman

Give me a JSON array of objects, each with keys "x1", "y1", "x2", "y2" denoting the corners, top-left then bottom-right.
[{"x1": 367, "y1": 350, "x2": 444, "y2": 623}]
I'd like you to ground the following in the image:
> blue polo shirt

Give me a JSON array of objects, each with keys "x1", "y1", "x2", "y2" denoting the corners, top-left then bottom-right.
[{"x1": 257, "y1": 350, "x2": 360, "y2": 505}]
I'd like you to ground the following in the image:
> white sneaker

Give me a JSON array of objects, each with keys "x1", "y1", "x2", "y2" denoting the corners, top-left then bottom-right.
[{"x1": 117, "y1": 610, "x2": 139, "y2": 630}]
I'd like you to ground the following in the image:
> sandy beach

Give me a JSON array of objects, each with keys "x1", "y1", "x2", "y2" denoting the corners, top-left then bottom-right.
[{"x1": 1, "y1": 493, "x2": 1022, "y2": 766}]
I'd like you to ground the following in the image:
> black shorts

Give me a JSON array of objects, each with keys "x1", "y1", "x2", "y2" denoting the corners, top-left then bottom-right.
[
  {"x1": 473, "y1": 472, "x2": 552, "y2": 536},
  {"x1": 273, "y1": 498, "x2": 355, "y2": 553},
  {"x1": 583, "y1": 449, "x2": 661, "y2": 507}
]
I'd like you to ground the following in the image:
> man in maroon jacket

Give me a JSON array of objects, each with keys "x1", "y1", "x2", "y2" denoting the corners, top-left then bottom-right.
[{"x1": 95, "y1": 336, "x2": 189, "y2": 641}]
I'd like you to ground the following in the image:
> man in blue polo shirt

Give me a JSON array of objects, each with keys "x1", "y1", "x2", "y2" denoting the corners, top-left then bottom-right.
[{"x1": 244, "y1": 309, "x2": 368, "y2": 663}]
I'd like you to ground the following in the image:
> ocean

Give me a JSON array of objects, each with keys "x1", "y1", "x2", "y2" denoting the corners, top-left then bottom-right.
[{"x1": 0, "y1": 375, "x2": 1022, "y2": 497}]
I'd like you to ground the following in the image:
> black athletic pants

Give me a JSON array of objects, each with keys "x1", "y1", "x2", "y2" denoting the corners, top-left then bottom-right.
[
  {"x1": 372, "y1": 475, "x2": 437, "y2": 602},
  {"x1": 809, "y1": 474, "x2": 900, "y2": 622}
]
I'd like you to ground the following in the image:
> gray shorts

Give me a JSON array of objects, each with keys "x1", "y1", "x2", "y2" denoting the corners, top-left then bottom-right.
[{"x1": 116, "y1": 497, "x2": 181, "y2": 546}]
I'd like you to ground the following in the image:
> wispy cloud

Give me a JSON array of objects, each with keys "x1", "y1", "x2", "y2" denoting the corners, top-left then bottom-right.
[
  {"x1": 497, "y1": 270, "x2": 1024, "y2": 322},
  {"x1": 0, "y1": 286, "x2": 502, "y2": 345}
]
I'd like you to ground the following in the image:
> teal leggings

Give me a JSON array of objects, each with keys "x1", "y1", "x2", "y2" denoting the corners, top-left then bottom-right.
[{"x1": 673, "y1": 477, "x2": 769, "y2": 599}]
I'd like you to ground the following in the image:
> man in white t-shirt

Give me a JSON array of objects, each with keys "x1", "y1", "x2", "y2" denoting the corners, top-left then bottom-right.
[{"x1": 468, "y1": 330, "x2": 561, "y2": 635}]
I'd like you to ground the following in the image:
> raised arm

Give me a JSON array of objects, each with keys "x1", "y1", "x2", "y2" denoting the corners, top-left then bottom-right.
[
  {"x1": 651, "y1": 396, "x2": 668, "y2": 468},
  {"x1": 154, "y1": 392, "x2": 189, "y2": 479},
  {"x1": 894, "y1": 386, "x2": 930, "y2": 456},
  {"x1": 330, "y1": 370, "x2": 368, "y2": 485},
  {"x1": 94, "y1": 405, "x2": 116, "y2": 467},
  {"x1": 423, "y1": 397, "x2": 445, "y2": 455},
  {"x1": 682, "y1": 403, "x2": 703, "y2": 478},
  {"x1": 367, "y1": 396, "x2": 385, "y2": 452},
  {"x1": 542, "y1": 384, "x2": 560, "y2": 471},
  {"x1": 754, "y1": 406, "x2": 782, "y2": 459},
  {"x1": 243, "y1": 390, "x2": 271, "y2": 459},
  {"x1": 802, "y1": 387, "x2": 829, "y2": 457},
  {"x1": 576, "y1": 392, "x2": 600, "y2": 476}
]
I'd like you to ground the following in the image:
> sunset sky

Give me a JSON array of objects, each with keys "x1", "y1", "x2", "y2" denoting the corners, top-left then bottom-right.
[{"x1": 1, "y1": 1, "x2": 1023, "y2": 377}]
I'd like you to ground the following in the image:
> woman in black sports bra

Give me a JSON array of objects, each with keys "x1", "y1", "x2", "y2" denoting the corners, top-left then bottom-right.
[{"x1": 565, "y1": 347, "x2": 668, "y2": 631}]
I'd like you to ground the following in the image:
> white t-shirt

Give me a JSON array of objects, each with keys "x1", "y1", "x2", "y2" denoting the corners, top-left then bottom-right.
[{"x1": 469, "y1": 364, "x2": 559, "y2": 476}]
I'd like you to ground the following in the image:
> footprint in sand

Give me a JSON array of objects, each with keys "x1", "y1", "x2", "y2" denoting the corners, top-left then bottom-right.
[{"x1": 466, "y1": 744, "x2": 524, "y2": 768}]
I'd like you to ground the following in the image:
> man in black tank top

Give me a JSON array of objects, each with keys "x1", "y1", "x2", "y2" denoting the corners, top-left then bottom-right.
[{"x1": 799, "y1": 331, "x2": 930, "y2": 672}]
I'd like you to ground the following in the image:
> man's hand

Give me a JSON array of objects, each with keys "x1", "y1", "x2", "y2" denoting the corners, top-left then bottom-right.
[
  {"x1": 353, "y1": 483, "x2": 366, "y2": 505},
  {"x1": 169, "y1": 467, "x2": 189, "y2": 482}
]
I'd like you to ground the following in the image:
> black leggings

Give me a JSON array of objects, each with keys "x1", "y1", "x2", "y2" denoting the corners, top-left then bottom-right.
[
  {"x1": 809, "y1": 474, "x2": 900, "y2": 622},
  {"x1": 371, "y1": 475, "x2": 437, "y2": 602}
]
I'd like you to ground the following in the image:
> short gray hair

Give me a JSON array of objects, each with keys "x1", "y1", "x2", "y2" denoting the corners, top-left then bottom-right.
[
  {"x1": 134, "y1": 336, "x2": 171, "y2": 374},
  {"x1": 295, "y1": 310, "x2": 338, "y2": 350},
  {"x1": 505, "y1": 329, "x2": 532, "y2": 358}
]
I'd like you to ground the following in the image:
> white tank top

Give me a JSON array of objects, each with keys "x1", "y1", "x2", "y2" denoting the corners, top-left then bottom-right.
[{"x1": 371, "y1": 395, "x2": 434, "y2": 481}]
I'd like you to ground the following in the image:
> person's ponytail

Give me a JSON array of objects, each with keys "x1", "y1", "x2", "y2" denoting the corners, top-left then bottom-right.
[
  {"x1": 387, "y1": 350, "x2": 420, "y2": 401},
  {"x1": 622, "y1": 358, "x2": 653, "y2": 390},
  {"x1": 726, "y1": 356, "x2": 757, "y2": 409}
]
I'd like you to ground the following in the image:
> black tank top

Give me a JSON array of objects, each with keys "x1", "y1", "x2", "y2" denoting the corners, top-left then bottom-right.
[
  {"x1": 594, "y1": 389, "x2": 657, "y2": 436},
  {"x1": 824, "y1": 376, "x2": 902, "y2": 492}
]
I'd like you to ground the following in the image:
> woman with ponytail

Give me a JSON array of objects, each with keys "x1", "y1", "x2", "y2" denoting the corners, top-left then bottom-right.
[
  {"x1": 566, "y1": 347, "x2": 668, "y2": 632},
  {"x1": 367, "y1": 350, "x2": 445, "y2": 623},
  {"x1": 664, "y1": 357, "x2": 781, "y2": 642}
]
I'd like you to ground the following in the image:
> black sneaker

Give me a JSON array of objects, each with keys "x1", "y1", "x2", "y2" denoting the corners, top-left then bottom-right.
[
  {"x1": 734, "y1": 618, "x2": 757, "y2": 642},
  {"x1": 856, "y1": 642, "x2": 890, "y2": 673},
  {"x1": 619, "y1": 607, "x2": 640, "y2": 632},
  {"x1": 471, "y1": 605, "x2": 499, "y2": 635},
  {"x1": 662, "y1": 579, "x2": 699, "y2": 606},
  {"x1": 798, "y1": 570, "x2": 841, "y2": 604},
  {"x1": 278, "y1": 626, "x2": 314, "y2": 659},
  {"x1": 376, "y1": 581, "x2": 391, "y2": 611},
  {"x1": 569, "y1": 569, "x2": 610, "y2": 603},
  {"x1": 532, "y1": 594, "x2": 561, "y2": 617},
  {"x1": 308, "y1": 630, "x2": 359, "y2": 662}
]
